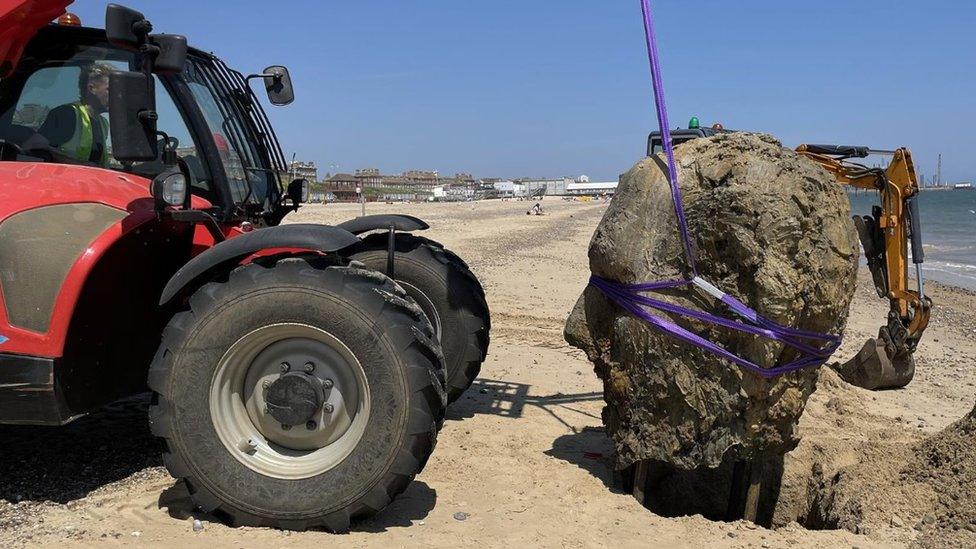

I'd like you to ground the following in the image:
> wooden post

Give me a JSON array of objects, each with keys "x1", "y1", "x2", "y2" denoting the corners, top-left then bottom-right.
[
  {"x1": 632, "y1": 460, "x2": 648, "y2": 506},
  {"x1": 743, "y1": 458, "x2": 764, "y2": 523},
  {"x1": 727, "y1": 461, "x2": 748, "y2": 520}
]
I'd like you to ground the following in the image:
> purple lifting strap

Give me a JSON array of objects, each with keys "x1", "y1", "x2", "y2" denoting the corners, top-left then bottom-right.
[{"x1": 586, "y1": 0, "x2": 841, "y2": 378}]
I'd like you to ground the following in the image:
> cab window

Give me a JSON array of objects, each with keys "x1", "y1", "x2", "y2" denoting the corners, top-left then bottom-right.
[
  {"x1": 0, "y1": 42, "x2": 210, "y2": 193},
  {"x1": 131, "y1": 77, "x2": 211, "y2": 192},
  {"x1": 3, "y1": 59, "x2": 122, "y2": 166},
  {"x1": 183, "y1": 59, "x2": 272, "y2": 207}
]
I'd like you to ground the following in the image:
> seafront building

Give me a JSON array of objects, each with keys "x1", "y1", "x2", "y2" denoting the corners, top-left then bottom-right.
[
  {"x1": 288, "y1": 160, "x2": 318, "y2": 183},
  {"x1": 566, "y1": 181, "x2": 618, "y2": 196},
  {"x1": 315, "y1": 169, "x2": 618, "y2": 203},
  {"x1": 320, "y1": 169, "x2": 478, "y2": 202}
]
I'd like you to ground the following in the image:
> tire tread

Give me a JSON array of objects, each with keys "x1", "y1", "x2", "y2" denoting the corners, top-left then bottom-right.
[{"x1": 148, "y1": 256, "x2": 445, "y2": 532}]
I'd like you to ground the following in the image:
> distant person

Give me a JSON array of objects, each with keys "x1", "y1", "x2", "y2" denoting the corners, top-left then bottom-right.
[
  {"x1": 527, "y1": 202, "x2": 543, "y2": 215},
  {"x1": 31, "y1": 63, "x2": 112, "y2": 166}
]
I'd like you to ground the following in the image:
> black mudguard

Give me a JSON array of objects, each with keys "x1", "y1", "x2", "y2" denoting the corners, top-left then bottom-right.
[
  {"x1": 337, "y1": 214, "x2": 429, "y2": 235},
  {"x1": 159, "y1": 224, "x2": 360, "y2": 305}
]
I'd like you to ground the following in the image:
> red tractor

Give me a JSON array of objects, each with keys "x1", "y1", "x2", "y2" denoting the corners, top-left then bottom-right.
[{"x1": 0, "y1": 1, "x2": 489, "y2": 531}]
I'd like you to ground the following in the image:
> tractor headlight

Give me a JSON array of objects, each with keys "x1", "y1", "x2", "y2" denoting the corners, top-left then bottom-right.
[
  {"x1": 152, "y1": 170, "x2": 188, "y2": 210},
  {"x1": 161, "y1": 173, "x2": 187, "y2": 205}
]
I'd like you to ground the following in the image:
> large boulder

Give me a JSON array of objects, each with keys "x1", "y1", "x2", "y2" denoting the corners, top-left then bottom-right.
[{"x1": 565, "y1": 132, "x2": 859, "y2": 471}]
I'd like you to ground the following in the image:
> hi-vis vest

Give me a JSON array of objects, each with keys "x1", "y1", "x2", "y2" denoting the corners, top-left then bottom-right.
[{"x1": 58, "y1": 102, "x2": 109, "y2": 166}]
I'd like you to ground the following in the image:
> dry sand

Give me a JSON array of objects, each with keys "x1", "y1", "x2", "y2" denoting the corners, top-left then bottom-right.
[{"x1": 0, "y1": 199, "x2": 973, "y2": 548}]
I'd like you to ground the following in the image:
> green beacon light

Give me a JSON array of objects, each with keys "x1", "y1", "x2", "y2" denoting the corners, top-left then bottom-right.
[{"x1": 688, "y1": 116, "x2": 700, "y2": 129}]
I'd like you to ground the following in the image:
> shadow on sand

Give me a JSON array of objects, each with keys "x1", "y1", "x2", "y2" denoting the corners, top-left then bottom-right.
[
  {"x1": 547, "y1": 427, "x2": 788, "y2": 527},
  {"x1": 0, "y1": 388, "x2": 435, "y2": 533},
  {"x1": 0, "y1": 394, "x2": 161, "y2": 505},
  {"x1": 159, "y1": 478, "x2": 438, "y2": 533},
  {"x1": 446, "y1": 378, "x2": 603, "y2": 432}
]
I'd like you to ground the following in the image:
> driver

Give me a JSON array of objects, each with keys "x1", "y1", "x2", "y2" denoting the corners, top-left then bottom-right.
[{"x1": 32, "y1": 63, "x2": 112, "y2": 166}]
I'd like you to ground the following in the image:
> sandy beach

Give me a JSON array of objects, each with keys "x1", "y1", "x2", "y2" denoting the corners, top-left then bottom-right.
[{"x1": 0, "y1": 199, "x2": 973, "y2": 548}]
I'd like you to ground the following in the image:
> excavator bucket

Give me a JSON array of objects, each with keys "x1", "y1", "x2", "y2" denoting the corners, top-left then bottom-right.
[{"x1": 833, "y1": 337, "x2": 915, "y2": 390}]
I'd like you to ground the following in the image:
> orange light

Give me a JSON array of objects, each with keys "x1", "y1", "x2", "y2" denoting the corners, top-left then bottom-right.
[
  {"x1": 712, "y1": 123, "x2": 724, "y2": 130},
  {"x1": 57, "y1": 13, "x2": 82, "y2": 26}
]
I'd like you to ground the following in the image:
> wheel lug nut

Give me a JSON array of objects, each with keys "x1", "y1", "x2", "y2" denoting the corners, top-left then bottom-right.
[
  {"x1": 281, "y1": 424, "x2": 291, "y2": 430},
  {"x1": 280, "y1": 362, "x2": 290, "y2": 372},
  {"x1": 324, "y1": 403, "x2": 334, "y2": 413},
  {"x1": 304, "y1": 362, "x2": 315, "y2": 373},
  {"x1": 306, "y1": 420, "x2": 316, "y2": 430},
  {"x1": 262, "y1": 380, "x2": 271, "y2": 389},
  {"x1": 323, "y1": 379, "x2": 334, "y2": 389},
  {"x1": 238, "y1": 438, "x2": 257, "y2": 454}
]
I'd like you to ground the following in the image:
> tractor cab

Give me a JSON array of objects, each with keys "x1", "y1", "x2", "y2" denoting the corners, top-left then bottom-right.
[
  {"x1": 0, "y1": 8, "x2": 302, "y2": 227},
  {"x1": 646, "y1": 117, "x2": 730, "y2": 156}
]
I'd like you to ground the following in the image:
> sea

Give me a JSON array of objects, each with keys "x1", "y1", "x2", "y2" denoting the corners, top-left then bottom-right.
[{"x1": 847, "y1": 189, "x2": 976, "y2": 291}]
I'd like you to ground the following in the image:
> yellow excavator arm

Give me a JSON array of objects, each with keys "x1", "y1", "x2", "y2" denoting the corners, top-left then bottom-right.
[{"x1": 796, "y1": 144, "x2": 932, "y2": 389}]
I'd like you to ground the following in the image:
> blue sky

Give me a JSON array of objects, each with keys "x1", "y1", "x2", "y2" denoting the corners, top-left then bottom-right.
[{"x1": 72, "y1": 1, "x2": 975, "y2": 183}]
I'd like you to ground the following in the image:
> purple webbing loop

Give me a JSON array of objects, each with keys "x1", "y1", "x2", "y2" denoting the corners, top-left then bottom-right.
[
  {"x1": 590, "y1": 276, "x2": 841, "y2": 377},
  {"x1": 639, "y1": 0, "x2": 697, "y2": 276},
  {"x1": 582, "y1": 0, "x2": 843, "y2": 378}
]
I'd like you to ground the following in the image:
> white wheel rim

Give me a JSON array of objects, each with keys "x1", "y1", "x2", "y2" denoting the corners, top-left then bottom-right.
[{"x1": 209, "y1": 323, "x2": 371, "y2": 480}]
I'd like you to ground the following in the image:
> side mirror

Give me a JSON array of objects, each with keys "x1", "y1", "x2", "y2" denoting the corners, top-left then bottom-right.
[
  {"x1": 150, "y1": 34, "x2": 188, "y2": 75},
  {"x1": 107, "y1": 5, "x2": 186, "y2": 76},
  {"x1": 288, "y1": 178, "x2": 309, "y2": 204},
  {"x1": 108, "y1": 71, "x2": 158, "y2": 161},
  {"x1": 105, "y1": 4, "x2": 149, "y2": 51},
  {"x1": 262, "y1": 65, "x2": 294, "y2": 106}
]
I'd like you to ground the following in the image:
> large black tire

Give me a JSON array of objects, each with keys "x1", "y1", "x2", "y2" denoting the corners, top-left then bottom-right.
[
  {"x1": 148, "y1": 257, "x2": 446, "y2": 531},
  {"x1": 350, "y1": 234, "x2": 490, "y2": 402}
]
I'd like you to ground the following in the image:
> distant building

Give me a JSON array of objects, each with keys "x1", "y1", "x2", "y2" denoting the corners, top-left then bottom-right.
[
  {"x1": 319, "y1": 168, "x2": 484, "y2": 202},
  {"x1": 518, "y1": 177, "x2": 572, "y2": 197},
  {"x1": 318, "y1": 168, "x2": 610, "y2": 201},
  {"x1": 448, "y1": 185, "x2": 475, "y2": 199},
  {"x1": 566, "y1": 181, "x2": 618, "y2": 196},
  {"x1": 430, "y1": 183, "x2": 475, "y2": 201},
  {"x1": 289, "y1": 160, "x2": 317, "y2": 182},
  {"x1": 323, "y1": 173, "x2": 360, "y2": 202},
  {"x1": 492, "y1": 180, "x2": 524, "y2": 198},
  {"x1": 355, "y1": 168, "x2": 383, "y2": 191}
]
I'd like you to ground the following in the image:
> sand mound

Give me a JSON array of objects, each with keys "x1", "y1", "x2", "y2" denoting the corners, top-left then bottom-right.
[
  {"x1": 774, "y1": 384, "x2": 976, "y2": 547},
  {"x1": 908, "y1": 402, "x2": 976, "y2": 546}
]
